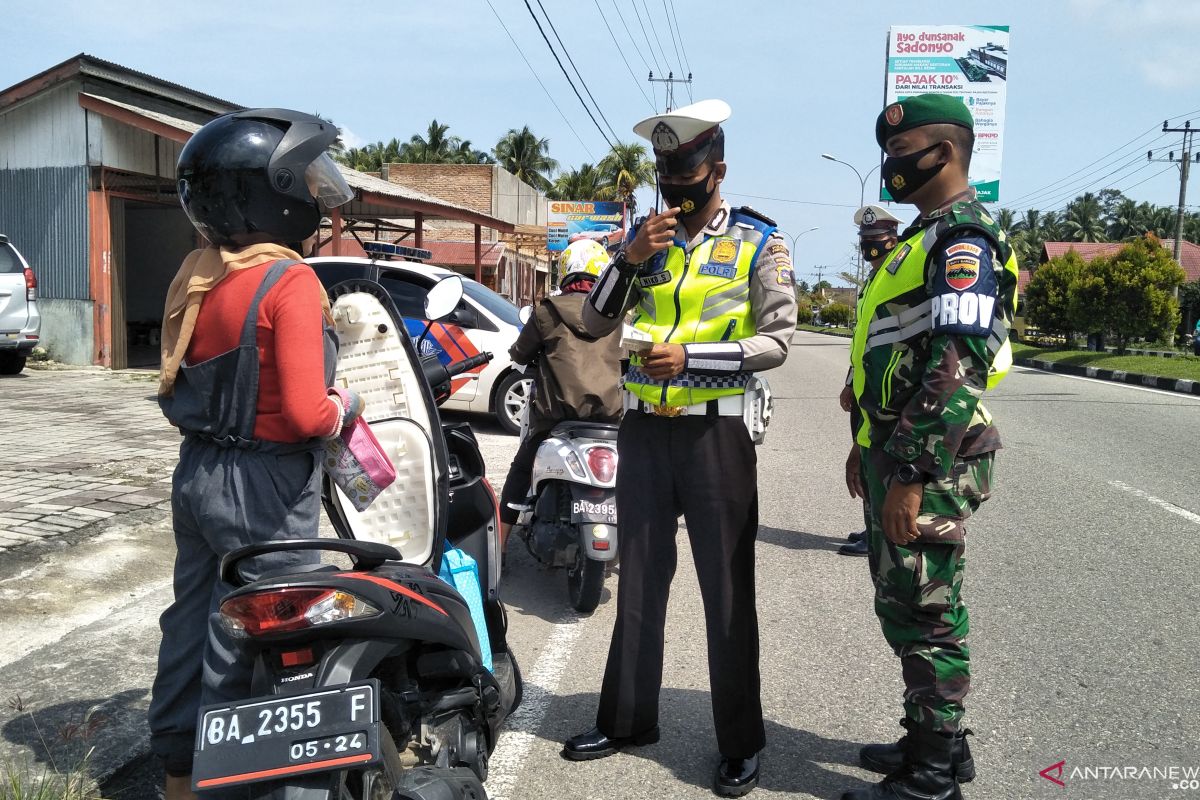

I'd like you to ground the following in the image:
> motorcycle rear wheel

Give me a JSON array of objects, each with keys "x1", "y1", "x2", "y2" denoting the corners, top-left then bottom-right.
[{"x1": 566, "y1": 547, "x2": 605, "y2": 613}]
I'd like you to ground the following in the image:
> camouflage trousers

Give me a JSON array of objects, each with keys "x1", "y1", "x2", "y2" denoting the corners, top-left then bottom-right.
[{"x1": 860, "y1": 446, "x2": 995, "y2": 734}]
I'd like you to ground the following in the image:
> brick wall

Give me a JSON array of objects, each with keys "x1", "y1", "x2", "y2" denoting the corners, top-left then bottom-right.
[{"x1": 382, "y1": 164, "x2": 494, "y2": 214}]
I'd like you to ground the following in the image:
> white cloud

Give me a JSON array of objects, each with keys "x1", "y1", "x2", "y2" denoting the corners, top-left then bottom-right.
[{"x1": 338, "y1": 126, "x2": 366, "y2": 150}]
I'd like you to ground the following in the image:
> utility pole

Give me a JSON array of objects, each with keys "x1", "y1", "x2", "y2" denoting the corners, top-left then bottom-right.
[
  {"x1": 1149, "y1": 120, "x2": 1197, "y2": 310},
  {"x1": 647, "y1": 71, "x2": 694, "y2": 210},
  {"x1": 647, "y1": 71, "x2": 693, "y2": 113}
]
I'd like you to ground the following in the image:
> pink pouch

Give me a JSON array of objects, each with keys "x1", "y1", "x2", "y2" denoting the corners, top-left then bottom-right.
[{"x1": 324, "y1": 390, "x2": 396, "y2": 511}]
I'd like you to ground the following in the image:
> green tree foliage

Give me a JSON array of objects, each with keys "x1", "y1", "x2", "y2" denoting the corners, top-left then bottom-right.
[
  {"x1": 548, "y1": 164, "x2": 606, "y2": 200},
  {"x1": 795, "y1": 304, "x2": 814, "y2": 325},
  {"x1": 335, "y1": 120, "x2": 493, "y2": 172},
  {"x1": 597, "y1": 141, "x2": 655, "y2": 220},
  {"x1": 1179, "y1": 279, "x2": 1200, "y2": 333},
  {"x1": 493, "y1": 126, "x2": 559, "y2": 193},
  {"x1": 1024, "y1": 250, "x2": 1085, "y2": 340},
  {"x1": 822, "y1": 302, "x2": 852, "y2": 327},
  {"x1": 1067, "y1": 235, "x2": 1185, "y2": 353}
]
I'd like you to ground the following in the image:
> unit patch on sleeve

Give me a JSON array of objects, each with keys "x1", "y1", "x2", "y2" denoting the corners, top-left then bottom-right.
[
  {"x1": 776, "y1": 267, "x2": 795, "y2": 286},
  {"x1": 930, "y1": 234, "x2": 999, "y2": 337}
]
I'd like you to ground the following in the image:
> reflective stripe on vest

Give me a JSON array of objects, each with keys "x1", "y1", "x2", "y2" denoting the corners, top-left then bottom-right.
[
  {"x1": 850, "y1": 224, "x2": 1019, "y2": 447},
  {"x1": 625, "y1": 229, "x2": 760, "y2": 406}
]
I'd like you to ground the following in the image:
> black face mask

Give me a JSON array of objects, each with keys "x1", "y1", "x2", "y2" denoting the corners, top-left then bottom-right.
[
  {"x1": 882, "y1": 142, "x2": 946, "y2": 202},
  {"x1": 659, "y1": 170, "x2": 716, "y2": 218},
  {"x1": 860, "y1": 237, "x2": 897, "y2": 263}
]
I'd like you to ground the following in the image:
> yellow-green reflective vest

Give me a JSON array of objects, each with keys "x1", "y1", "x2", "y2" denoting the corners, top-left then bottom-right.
[
  {"x1": 625, "y1": 228, "x2": 762, "y2": 406},
  {"x1": 850, "y1": 218, "x2": 1019, "y2": 448}
]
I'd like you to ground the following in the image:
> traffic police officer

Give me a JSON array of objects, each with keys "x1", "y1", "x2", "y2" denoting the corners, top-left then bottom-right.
[
  {"x1": 841, "y1": 94, "x2": 1018, "y2": 800},
  {"x1": 839, "y1": 204, "x2": 902, "y2": 557},
  {"x1": 561, "y1": 99, "x2": 798, "y2": 797}
]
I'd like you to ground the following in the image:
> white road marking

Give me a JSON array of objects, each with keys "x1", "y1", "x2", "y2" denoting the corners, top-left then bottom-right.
[
  {"x1": 1012, "y1": 366, "x2": 1200, "y2": 401},
  {"x1": 1109, "y1": 480, "x2": 1200, "y2": 526},
  {"x1": 485, "y1": 616, "x2": 586, "y2": 800}
]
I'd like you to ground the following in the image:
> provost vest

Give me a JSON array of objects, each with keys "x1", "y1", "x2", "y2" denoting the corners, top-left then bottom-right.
[
  {"x1": 625, "y1": 209, "x2": 774, "y2": 407},
  {"x1": 849, "y1": 203, "x2": 1019, "y2": 448}
]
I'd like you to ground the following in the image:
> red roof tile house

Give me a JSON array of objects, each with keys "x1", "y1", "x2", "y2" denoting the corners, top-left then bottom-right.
[{"x1": 1041, "y1": 240, "x2": 1200, "y2": 282}]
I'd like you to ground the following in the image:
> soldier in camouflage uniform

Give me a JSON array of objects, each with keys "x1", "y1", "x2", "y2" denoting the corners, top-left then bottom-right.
[{"x1": 840, "y1": 94, "x2": 1018, "y2": 800}]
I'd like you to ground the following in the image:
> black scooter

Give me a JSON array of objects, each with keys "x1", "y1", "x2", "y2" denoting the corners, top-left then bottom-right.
[{"x1": 190, "y1": 277, "x2": 520, "y2": 799}]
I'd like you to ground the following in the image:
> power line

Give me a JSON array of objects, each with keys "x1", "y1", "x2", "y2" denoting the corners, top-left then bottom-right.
[
  {"x1": 519, "y1": 0, "x2": 616, "y2": 150},
  {"x1": 666, "y1": 0, "x2": 693, "y2": 76},
  {"x1": 611, "y1": 0, "x2": 654, "y2": 74},
  {"x1": 484, "y1": 0, "x2": 595, "y2": 160},
  {"x1": 638, "y1": 0, "x2": 674, "y2": 77},
  {"x1": 630, "y1": 0, "x2": 665, "y2": 74},
  {"x1": 593, "y1": 0, "x2": 655, "y2": 110},
  {"x1": 532, "y1": 0, "x2": 622, "y2": 143},
  {"x1": 660, "y1": 0, "x2": 691, "y2": 102},
  {"x1": 724, "y1": 191, "x2": 857, "y2": 209},
  {"x1": 1003, "y1": 107, "x2": 1200, "y2": 207},
  {"x1": 1003, "y1": 131, "x2": 1171, "y2": 209},
  {"x1": 1013, "y1": 147, "x2": 1164, "y2": 213}
]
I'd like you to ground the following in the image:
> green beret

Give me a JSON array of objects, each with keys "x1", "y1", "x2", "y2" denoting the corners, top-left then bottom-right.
[{"x1": 876, "y1": 94, "x2": 975, "y2": 148}]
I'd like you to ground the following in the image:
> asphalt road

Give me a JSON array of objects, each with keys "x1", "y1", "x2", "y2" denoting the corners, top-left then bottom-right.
[
  {"x1": 6, "y1": 332, "x2": 1200, "y2": 800},
  {"x1": 478, "y1": 331, "x2": 1200, "y2": 800}
]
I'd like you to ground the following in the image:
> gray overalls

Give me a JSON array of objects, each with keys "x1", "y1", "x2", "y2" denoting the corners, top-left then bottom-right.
[{"x1": 148, "y1": 260, "x2": 337, "y2": 775}]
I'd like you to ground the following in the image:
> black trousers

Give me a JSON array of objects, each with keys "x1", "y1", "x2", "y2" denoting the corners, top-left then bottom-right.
[
  {"x1": 596, "y1": 410, "x2": 764, "y2": 758},
  {"x1": 499, "y1": 427, "x2": 550, "y2": 525}
]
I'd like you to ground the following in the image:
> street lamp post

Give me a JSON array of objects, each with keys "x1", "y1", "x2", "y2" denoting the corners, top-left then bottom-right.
[
  {"x1": 787, "y1": 226, "x2": 819, "y2": 258},
  {"x1": 820, "y1": 151, "x2": 888, "y2": 298}
]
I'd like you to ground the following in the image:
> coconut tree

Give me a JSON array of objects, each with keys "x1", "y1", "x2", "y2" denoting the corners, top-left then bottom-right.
[
  {"x1": 493, "y1": 126, "x2": 559, "y2": 193},
  {"x1": 597, "y1": 141, "x2": 656, "y2": 221},
  {"x1": 995, "y1": 207, "x2": 1016, "y2": 233},
  {"x1": 398, "y1": 120, "x2": 460, "y2": 164},
  {"x1": 1063, "y1": 193, "x2": 1107, "y2": 242},
  {"x1": 547, "y1": 164, "x2": 606, "y2": 200}
]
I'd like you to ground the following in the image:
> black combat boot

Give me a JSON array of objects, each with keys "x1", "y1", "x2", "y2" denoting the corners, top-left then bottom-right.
[
  {"x1": 860, "y1": 719, "x2": 974, "y2": 782},
  {"x1": 842, "y1": 726, "x2": 963, "y2": 800}
]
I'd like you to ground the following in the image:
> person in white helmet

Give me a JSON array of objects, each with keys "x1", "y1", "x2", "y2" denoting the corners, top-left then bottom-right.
[{"x1": 497, "y1": 239, "x2": 624, "y2": 553}]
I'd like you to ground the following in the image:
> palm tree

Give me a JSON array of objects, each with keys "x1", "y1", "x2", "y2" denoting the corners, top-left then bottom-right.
[
  {"x1": 995, "y1": 208, "x2": 1016, "y2": 233},
  {"x1": 597, "y1": 141, "x2": 656, "y2": 221},
  {"x1": 1063, "y1": 193, "x2": 1107, "y2": 242},
  {"x1": 1107, "y1": 198, "x2": 1146, "y2": 241},
  {"x1": 398, "y1": 120, "x2": 459, "y2": 164},
  {"x1": 493, "y1": 126, "x2": 559, "y2": 192},
  {"x1": 453, "y1": 139, "x2": 494, "y2": 165},
  {"x1": 547, "y1": 164, "x2": 606, "y2": 200}
]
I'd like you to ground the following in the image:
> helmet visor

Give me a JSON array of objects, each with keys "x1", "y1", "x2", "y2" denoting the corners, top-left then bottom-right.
[{"x1": 305, "y1": 154, "x2": 354, "y2": 210}]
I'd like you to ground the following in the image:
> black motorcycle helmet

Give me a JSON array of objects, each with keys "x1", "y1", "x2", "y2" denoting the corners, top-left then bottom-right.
[{"x1": 177, "y1": 108, "x2": 353, "y2": 248}]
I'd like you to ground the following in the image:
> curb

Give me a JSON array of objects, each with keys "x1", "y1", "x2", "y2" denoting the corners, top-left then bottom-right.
[
  {"x1": 795, "y1": 327, "x2": 853, "y2": 339},
  {"x1": 1016, "y1": 357, "x2": 1200, "y2": 396}
]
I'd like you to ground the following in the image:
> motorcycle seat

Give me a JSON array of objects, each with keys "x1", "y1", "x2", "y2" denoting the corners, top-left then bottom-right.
[{"x1": 550, "y1": 420, "x2": 620, "y2": 441}]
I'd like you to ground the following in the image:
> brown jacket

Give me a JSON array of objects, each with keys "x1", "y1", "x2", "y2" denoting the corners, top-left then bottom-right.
[{"x1": 510, "y1": 291, "x2": 623, "y2": 434}]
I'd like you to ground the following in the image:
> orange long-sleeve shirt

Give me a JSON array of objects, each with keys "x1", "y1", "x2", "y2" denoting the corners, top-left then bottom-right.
[{"x1": 186, "y1": 260, "x2": 341, "y2": 442}]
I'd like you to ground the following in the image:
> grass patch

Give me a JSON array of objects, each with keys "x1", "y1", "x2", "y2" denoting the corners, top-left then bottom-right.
[
  {"x1": 1013, "y1": 342, "x2": 1200, "y2": 382},
  {"x1": 796, "y1": 323, "x2": 853, "y2": 338}
]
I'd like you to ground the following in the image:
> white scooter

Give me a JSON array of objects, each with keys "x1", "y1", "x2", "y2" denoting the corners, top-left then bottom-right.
[{"x1": 506, "y1": 306, "x2": 619, "y2": 613}]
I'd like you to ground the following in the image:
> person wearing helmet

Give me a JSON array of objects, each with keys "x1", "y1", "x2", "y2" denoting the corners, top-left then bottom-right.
[
  {"x1": 149, "y1": 108, "x2": 360, "y2": 799},
  {"x1": 497, "y1": 239, "x2": 624, "y2": 553}
]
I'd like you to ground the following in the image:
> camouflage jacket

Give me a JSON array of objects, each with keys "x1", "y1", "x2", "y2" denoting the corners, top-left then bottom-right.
[{"x1": 850, "y1": 199, "x2": 1018, "y2": 478}]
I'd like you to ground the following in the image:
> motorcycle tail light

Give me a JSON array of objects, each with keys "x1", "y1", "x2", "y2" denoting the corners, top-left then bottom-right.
[
  {"x1": 220, "y1": 588, "x2": 379, "y2": 638},
  {"x1": 585, "y1": 446, "x2": 617, "y2": 483}
]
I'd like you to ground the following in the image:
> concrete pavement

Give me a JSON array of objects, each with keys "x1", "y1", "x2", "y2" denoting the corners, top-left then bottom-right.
[{"x1": 2, "y1": 334, "x2": 1198, "y2": 799}]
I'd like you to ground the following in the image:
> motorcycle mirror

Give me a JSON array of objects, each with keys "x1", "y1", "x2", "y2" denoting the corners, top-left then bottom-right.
[
  {"x1": 425, "y1": 275, "x2": 465, "y2": 322},
  {"x1": 518, "y1": 305, "x2": 533, "y2": 325}
]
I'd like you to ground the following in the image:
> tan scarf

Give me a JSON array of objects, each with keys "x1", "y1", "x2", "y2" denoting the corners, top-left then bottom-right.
[{"x1": 158, "y1": 243, "x2": 332, "y2": 396}]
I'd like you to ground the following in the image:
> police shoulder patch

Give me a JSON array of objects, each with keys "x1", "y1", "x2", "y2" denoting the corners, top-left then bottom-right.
[
  {"x1": 886, "y1": 243, "x2": 912, "y2": 274},
  {"x1": 776, "y1": 267, "x2": 794, "y2": 286}
]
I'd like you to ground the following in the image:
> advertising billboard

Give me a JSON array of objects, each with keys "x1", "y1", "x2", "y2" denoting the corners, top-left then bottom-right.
[
  {"x1": 884, "y1": 25, "x2": 1010, "y2": 202},
  {"x1": 546, "y1": 201, "x2": 626, "y2": 253}
]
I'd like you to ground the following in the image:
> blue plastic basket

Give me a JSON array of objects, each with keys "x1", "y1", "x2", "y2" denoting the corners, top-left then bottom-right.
[{"x1": 437, "y1": 544, "x2": 493, "y2": 672}]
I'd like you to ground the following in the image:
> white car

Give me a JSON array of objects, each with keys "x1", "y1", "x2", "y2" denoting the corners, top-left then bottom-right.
[
  {"x1": 0, "y1": 234, "x2": 41, "y2": 375},
  {"x1": 310, "y1": 252, "x2": 531, "y2": 434}
]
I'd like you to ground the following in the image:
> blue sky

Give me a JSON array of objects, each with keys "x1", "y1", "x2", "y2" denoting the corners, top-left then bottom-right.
[{"x1": 5, "y1": 0, "x2": 1198, "y2": 283}]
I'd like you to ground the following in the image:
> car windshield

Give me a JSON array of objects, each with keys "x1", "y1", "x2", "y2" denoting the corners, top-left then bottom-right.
[{"x1": 462, "y1": 279, "x2": 522, "y2": 326}]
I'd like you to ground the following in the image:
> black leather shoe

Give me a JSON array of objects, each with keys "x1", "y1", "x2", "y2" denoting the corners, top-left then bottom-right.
[
  {"x1": 561, "y1": 726, "x2": 659, "y2": 761},
  {"x1": 715, "y1": 753, "x2": 759, "y2": 797},
  {"x1": 838, "y1": 537, "x2": 869, "y2": 557},
  {"x1": 847, "y1": 530, "x2": 866, "y2": 543}
]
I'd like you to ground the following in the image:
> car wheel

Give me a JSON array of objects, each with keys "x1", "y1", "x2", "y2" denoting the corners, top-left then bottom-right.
[
  {"x1": 0, "y1": 353, "x2": 26, "y2": 375},
  {"x1": 495, "y1": 372, "x2": 533, "y2": 436}
]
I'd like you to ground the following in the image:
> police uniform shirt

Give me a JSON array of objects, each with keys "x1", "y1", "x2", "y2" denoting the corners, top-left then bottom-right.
[{"x1": 583, "y1": 200, "x2": 798, "y2": 372}]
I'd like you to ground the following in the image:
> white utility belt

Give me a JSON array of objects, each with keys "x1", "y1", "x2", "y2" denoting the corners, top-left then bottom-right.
[{"x1": 622, "y1": 392, "x2": 745, "y2": 418}]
